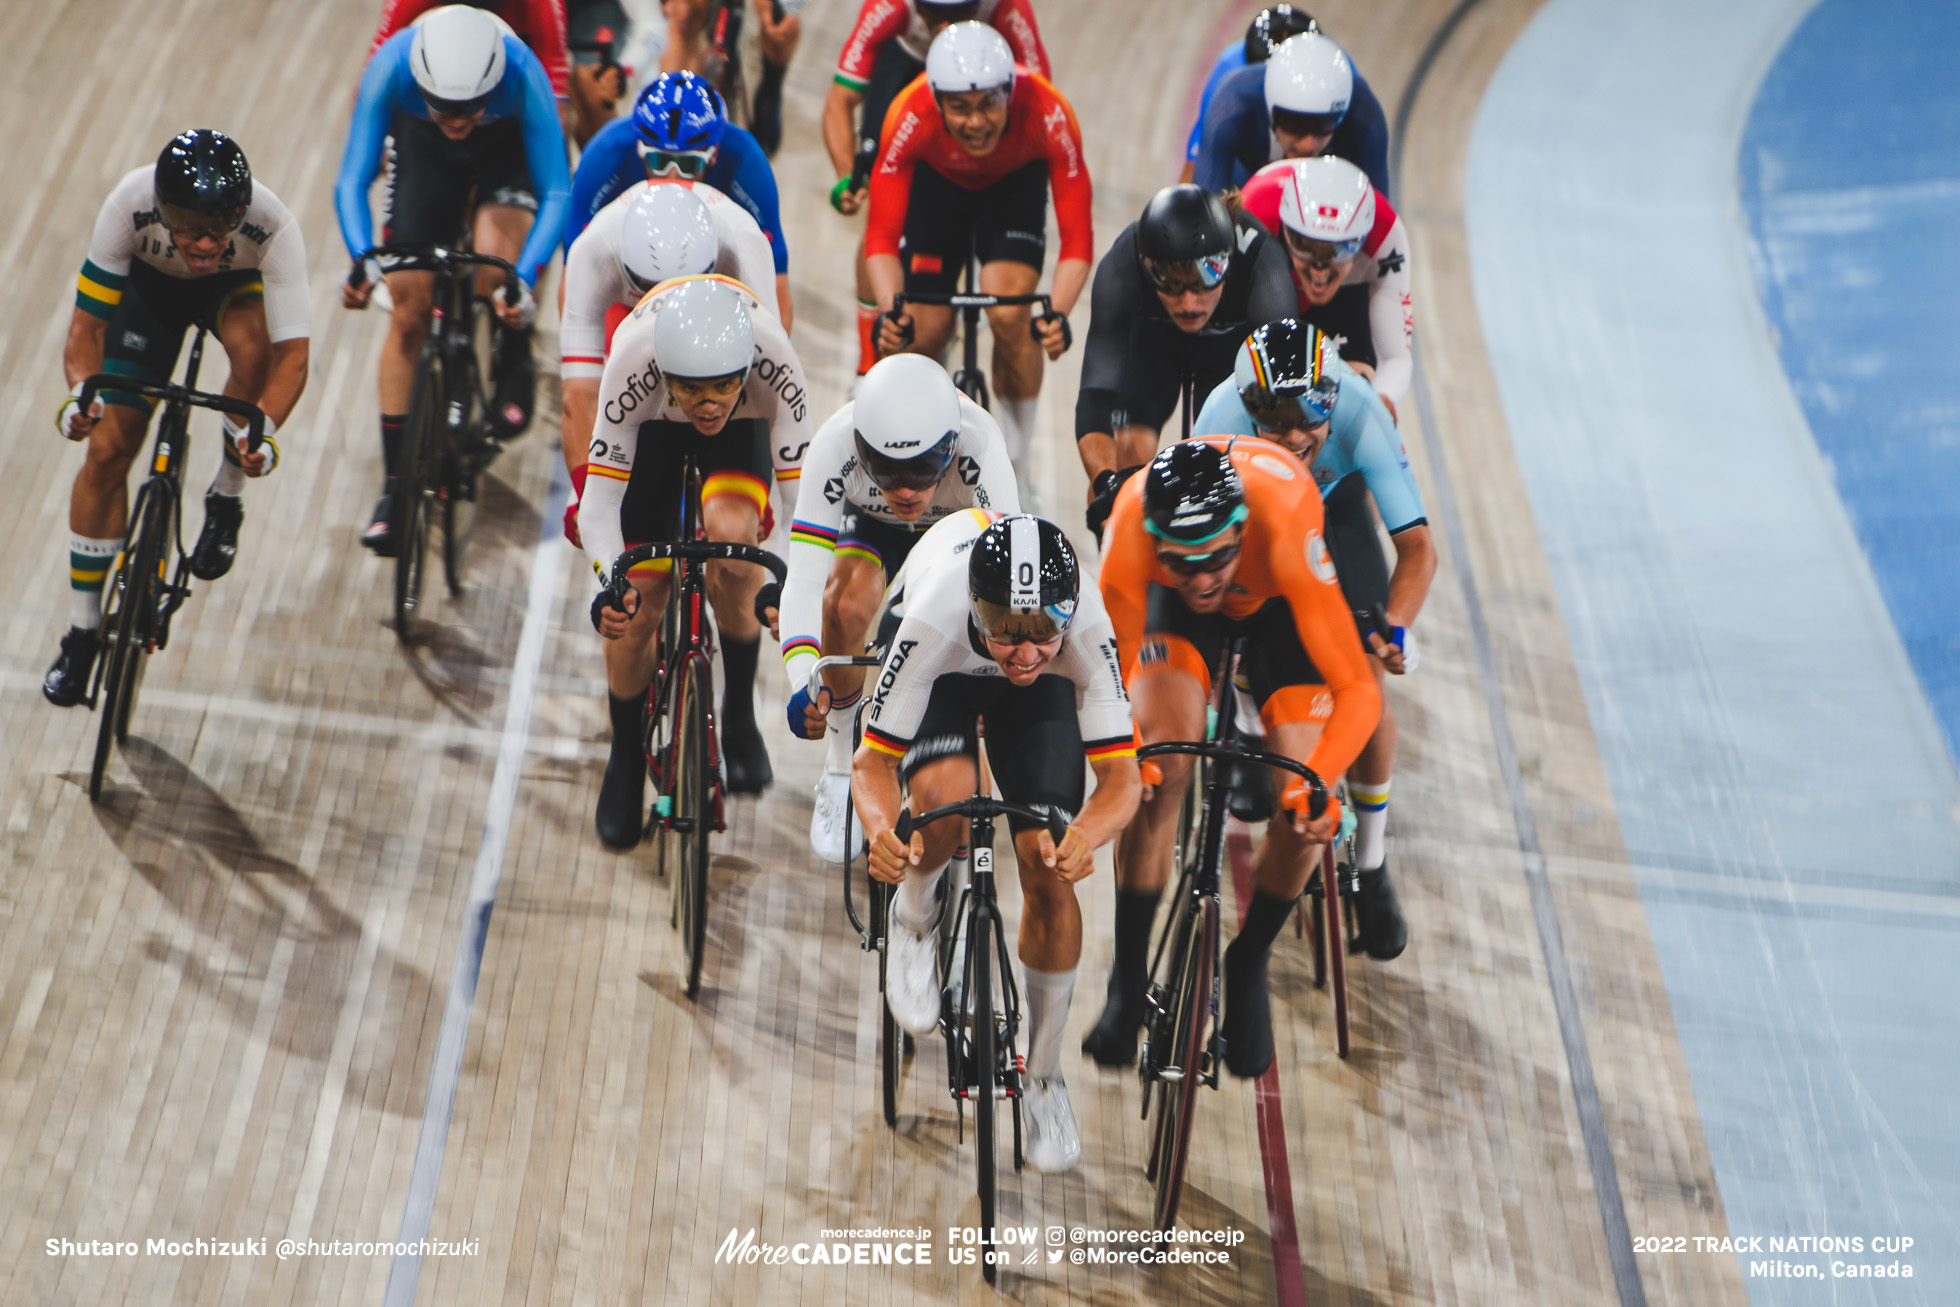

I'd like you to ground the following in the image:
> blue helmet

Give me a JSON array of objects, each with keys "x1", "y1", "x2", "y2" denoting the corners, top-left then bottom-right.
[{"x1": 633, "y1": 72, "x2": 727, "y2": 152}]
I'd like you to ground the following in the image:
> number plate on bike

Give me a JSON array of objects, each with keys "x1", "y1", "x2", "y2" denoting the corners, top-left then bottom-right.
[{"x1": 974, "y1": 847, "x2": 992, "y2": 874}]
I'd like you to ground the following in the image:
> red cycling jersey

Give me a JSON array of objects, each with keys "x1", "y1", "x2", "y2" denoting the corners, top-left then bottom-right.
[
  {"x1": 866, "y1": 72, "x2": 1093, "y2": 264},
  {"x1": 368, "y1": 0, "x2": 571, "y2": 98},
  {"x1": 1099, "y1": 437, "x2": 1381, "y2": 786},
  {"x1": 834, "y1": 0, "x2": 1049, "y2": 88}
]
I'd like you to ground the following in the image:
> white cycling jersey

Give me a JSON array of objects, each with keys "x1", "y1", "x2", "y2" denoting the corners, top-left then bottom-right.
[
  {"x1": 560, "y1": 181, "x2": 776, "y2": 381},
  {"x1": 81, "y1": 167, "x2": 310, "y2": 342},
  {"x1": 778, "y1": 393, "x2": 1018, "y2": 691},
  {"x1": 858, "y1": 509, "x2": 1134, "y2": 758},
  {"x1": 577, "y1": 274, "x2": 812, "y2": 583}
]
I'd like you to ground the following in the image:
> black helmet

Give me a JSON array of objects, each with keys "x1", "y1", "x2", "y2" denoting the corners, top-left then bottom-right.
[
  {"x1": 1136, "y1": 185, "x2": 1235, "y2": 295},
  {"x1": 1143, "y1": 441, "x2": 1247, "y2": 545},
  {"x1": 154, "y1": 130, "x2": 252, "y2": 238},
  {"x1": 1244, "y1": 6, "x2": 1320, "y2": 64},
  {"x1": 1234, "y1": 319, "x2": 1340, "y2": 433},
  {"x1": 968, "y1": 514, "x2": 1080, "y2": 644}
]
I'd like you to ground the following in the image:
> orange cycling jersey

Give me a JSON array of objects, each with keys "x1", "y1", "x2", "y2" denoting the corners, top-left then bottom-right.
[
  {"x1": 866, "y1": 71, "x2": 1093, "y2": 265},
  {"x1": 1099, "y1": 437, "x2": 1381, "y2": 786}
]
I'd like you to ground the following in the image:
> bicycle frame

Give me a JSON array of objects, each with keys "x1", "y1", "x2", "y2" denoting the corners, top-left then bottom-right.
[{"x1": 891, "y1": 264, "x2": 1053, "y2": 411}]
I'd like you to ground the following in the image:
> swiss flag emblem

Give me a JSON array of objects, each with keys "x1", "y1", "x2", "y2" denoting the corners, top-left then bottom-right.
[{"x1": 1317, "y1": 204, "x2": 1341, "y2": 218}]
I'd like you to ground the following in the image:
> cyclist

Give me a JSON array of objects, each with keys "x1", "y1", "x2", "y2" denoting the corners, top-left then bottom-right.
[
  {"x1": 566, "y1": 73, "x2": 793, "y2": 326},
  {"x1": 824, "y1": 0, "x2": 1049, "y2": 378},
  {"x1": 1240, "y1": 155, "x2": 1413, "y2": 417},
  {"x1": 565, "y1": 0, "x2": 630, "y2": 148},
  {"x1": 1083, "y1": 439, "x2": 1382, "y2": 1079},
  {"x1": 560, "y1": 183, "x2": 776, "y2": 546},
  {"x1": 856, "y1": 510, "x2": 1141, "y2": 1172},
  {"x1": 44, "y1": 130, "x2": 309, "y2": 706},
  {"x1": 581, "y1": 277, "x2": 813, "y2": 843},
  {"x1": 1076, "y1": 185, "x2": 1294, "y2": 540},
  {"x1": 367, "y1": 0, "x2": 572, "y2": 101},
  {"x1": 1178, "y1": 5, "x2": 1322, "y2": 184},
  {"x1": 1193, "y1": 30, "x2": 1390, "y2": 199},
  {"x1": 771, "y1": 353, "x2": 1019, "y2": 863},
  {"x1": 336, "y1": 4, "x2": 570, "y2": 554},
  {"x1": 1192, "y1": 320, "x2": 1434, "y2": 937},
  {"x1": 868, "y1": 23, "x2": 1089, "y2": 469}
]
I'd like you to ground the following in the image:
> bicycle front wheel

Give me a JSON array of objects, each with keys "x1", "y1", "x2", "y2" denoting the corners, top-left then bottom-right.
[
  {"x1": 971, "y1": 908, "x2": 998, "y2": 1283},
  {"x1": 395, "y1": 348, "x2": 444, "y2": 641},
  {"x1": 874, "y1": 879, "x2": 902, "y2": 1127},
  {"x1": 1150, "y1": 895, "x2": 1215, "y2": 1231},
  {"x1": 90, "y1": 488, "x2": 165, "y2": 798},
  {"x1": 444, "y1": 321, "x2": 492, "y2": 595},
  {"x1": 671, "y1": 656, "x2": 712, "y2": 998}
]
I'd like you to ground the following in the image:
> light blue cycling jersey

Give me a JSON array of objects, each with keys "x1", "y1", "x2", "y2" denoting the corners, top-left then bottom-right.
[
  {"x1": 1192, "y1": 357, "x2": 1428, "y2": 532},
  {"x1": 1185, "y1": 45, "x2": 1248, "y2": 162},
  {"x1": 335, "y1": 27, "x2": 570, "y2": 286}
]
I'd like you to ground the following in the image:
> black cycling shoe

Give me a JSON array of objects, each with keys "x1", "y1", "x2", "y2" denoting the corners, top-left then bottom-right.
[
  {"x1": 360, "y1": 481, "x2": 398, "y2": 556},
  {"x1": 720, "y1": 713, "x2": 773, "y2": 794},
  {"x1": 1227, "y1": 756, "x2": 1275, "y2": 822},
  {"x1": 489, "y1": 333, "x2": 535, "y2": 438},
  {"x1": 1080, "y1": 991, "x2": 1145, "y2": 1067},
  {"x1": 1352, "y1": 861, "x2": 1409, "y2": 960},
  {"x1": 42, "y1": 626, "x2": 100, "y2": 707},
  {"x1": 190, "y1": 491, "x2": 244, "y2": 581},
  {"x1": 597, "y1": 692, "x2": 647, "y2": 847},
  {"x1": 1221, "y1": 936, "x2": 1274, "y2": 1079}
]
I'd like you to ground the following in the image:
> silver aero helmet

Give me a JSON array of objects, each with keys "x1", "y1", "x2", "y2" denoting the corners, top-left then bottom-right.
[
  {"x1": 925, "y1": 22, "x2": 1016, "y2": 97},
  {"x1": 851, "y1": 354, "x2": 963, "y2": 493},
  {"x1": 621, "y1": 185, "x2": 718, "y2": 294},
  {"x1": 652, "y1": 278, "x2": 754, "y2": 381},
  {"x1": 410, "y1": 5, "x2": 510, "y2": 115},
  {"x1": 1262, "y1": 32, "x2": 1352, "y2": 140},
  {"x1": 1274, "y1": 155, "x2": 1374, "y2": 262}
]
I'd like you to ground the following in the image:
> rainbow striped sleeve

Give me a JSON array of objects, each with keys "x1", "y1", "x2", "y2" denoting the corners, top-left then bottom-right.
[
  {"x1": 861, "y1": 724, "x2": 908, "y2": 758},
  {"x1": 780, "y1": 636, "x2": 822, "y2": 664},
  {"x1": 789, "y1": 519, "x2": 838, "y2": 550},
  {"x1": 76, "y1": 260, "x2": 125, "y2": 319}
]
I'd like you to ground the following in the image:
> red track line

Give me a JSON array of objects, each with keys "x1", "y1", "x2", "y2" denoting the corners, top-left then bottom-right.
[{"x1": 1228, "y1": 822, "x2": 1307, "y2": 1307}]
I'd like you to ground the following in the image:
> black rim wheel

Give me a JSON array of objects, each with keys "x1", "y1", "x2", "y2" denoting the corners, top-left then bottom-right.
[
  {"x1": 1151, "y1": 897, "x2": 1214, "y2": 1231},
  {"x1": 395, "y1": 351, "x2": 442, "y2": 640},
  {"x1": 675, "y1": 657, "x2": 711, "y2": 998}
]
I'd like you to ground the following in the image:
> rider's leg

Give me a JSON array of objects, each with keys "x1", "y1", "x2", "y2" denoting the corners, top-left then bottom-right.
[
  {"x1": 597, "y1": 565, "x2": 669, "y2": 846},
  {"x1": 854, "y1": 237, "x2": 879, "y2": 378},
  {"x1": 892, "y1": 751, "x2": 977, "y2": 927},
  {"x1": 365, "y1": 270, "x2": 434, "y2": 550},
  {"x1": 474, "y1": 200, "x2": 538, "y2": 436},
  {"x1": 818, "y1": 549, "x2": 885, "y2": 773},
  {"x1": 701, "y1": 487, "x2": 773, "y2": 792},
  {"x1": 1350, "y1": 661, "x2": 1396, "y2": 869},
  {"x1": 898, "y1": 302, "x2": 955, "y2": 360},
  {"x1": 190, "y1": 292, "x2": 275, "y2": 581},
  {"x1": 978, "y1": 259, "x2": 1043, "y2": 467}
]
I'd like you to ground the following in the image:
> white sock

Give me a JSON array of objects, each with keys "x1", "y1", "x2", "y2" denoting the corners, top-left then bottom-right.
[
  {"x1": 1351, "y1": 776, "x2": 1391, "y2": 870},
  {"x1": 998, "y1": 395, "x2": 1038, "y2": 468},
  {"x1": 823, "y1": 694, "x2": 857, "y2": 775},
  {"x1": 209, "y1": 459, "x2": 246, "y2": 497},
  {"x1": 1021, "y1": 965, "x2": 1075, "y2": 1081},
  {"x1": 895, "y1": 864, "x2": 946, "y2": 932},
  {"x1": 68, "y1": 534, "x2": 119, "y2": 632}
]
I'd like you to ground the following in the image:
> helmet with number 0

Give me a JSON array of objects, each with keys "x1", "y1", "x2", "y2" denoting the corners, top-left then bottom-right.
[
  {"x1": 1235, "y1": 319, "x2": 1340, "y2": 433},
  {"x1": 632, "y1": 71, "x2": 727, "y2": 152},
  {"x1": 968, "y1": 515, "x2": 1080, "y2": 645},
  {"x1": 1262, "y1": 32, "x2": 1352, "y2": 139},
  {"x1": 410, "y1": 5, "x2": 509, "y2": 115},
  {"x1": 621, "y1": 185, "x2": 718, "y2": 293},
  {"x1": 926, "y1": 22, "x2": 1015, "y2": 96},
  {"x1": 1273, "y1": 155, "x2": 1374, "y2": 262},
  {"x1": 1244, "y1": 5, "x2": 1319, "y2": 64},
  {"x1": 1143, "y1": 441, "x2": 1247, "y2": 544},
  {"x1": 1136, "y1": 185, "x2": 1236, "y2": 296},
  {"x1": 154, "y1": 129, "x2": 252, "y2": 237},
  {"x1": 851, "y1": 354, "x2": 963, "y2": 492},
  {"x1": 652, "y1": 278, "x2": 754, "y2": 381}
]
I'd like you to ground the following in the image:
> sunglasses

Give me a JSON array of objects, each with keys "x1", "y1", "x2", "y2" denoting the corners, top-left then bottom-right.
[
  {"x1": 1142, "y1": 250, "x2": 1232, "y2": 296},
  {"x1": 982, "y1": 628, "x2": 1065, "y2": 650},
  {"x1": 1270, "y1": 106, "x2": 1344, "y2": 139},
  {"x1": 638, "y1": 142, "x2": 715, "y2": 179},
  {"x1": 162, "y1": 213, "x2": 244, "y2": 243},
  {"x1": 1282, "y1": 226, "x2": 1364, "y2": 266},
  {"x1": 668, "y1": 371, "x2": 747, "y2": 405},
  {"x1": 1154, "y1": 540, "x2": 1242, "y2": 576}
]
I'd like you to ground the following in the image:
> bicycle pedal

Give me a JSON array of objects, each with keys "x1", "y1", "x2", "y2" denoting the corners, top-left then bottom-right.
[{"x1": 667, "y1": 817, "x2": 697, "y2": 834}]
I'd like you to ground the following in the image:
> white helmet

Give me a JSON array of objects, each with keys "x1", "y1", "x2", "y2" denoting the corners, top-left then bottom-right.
[
  {"x1": 653, "y1": 279, "x2": 754, "y2": 380},
  {"x1": 1263, "y1": 32, "x2": 1351, "y2": 123},
  {"x1": 851, "y1": 355, "x2": 963, "y2": 489},
  {"x1": 926, "y1": 22, "x2": 1015, "y2": 96},
  {"x1": 411, "y1": 5, "x2": 508, "y2": 111},
  {"x1": 621, "y1": 186, "x2": 718, "y2": 293},
  {"x1": 1274, "y1": 156, "x2": 1374, "y2": 256}
]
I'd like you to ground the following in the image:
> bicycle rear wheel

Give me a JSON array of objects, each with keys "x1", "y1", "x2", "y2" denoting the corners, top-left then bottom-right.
[
  {"x1": 671, "y1": 655, "x2": 712, "y2": 998},
  {"x1": 443, "y1": 327, "x2": 490, "y2": 596},
  {"x1": 971, "y1": 908, "x2": 998, "y2": 1284},
  {"x1": 395, "y1": 348, "x2": 443, "y2": 641},
  {"x1": 1150, "y1": 895, "x2": 1215, "y2": 1231}
]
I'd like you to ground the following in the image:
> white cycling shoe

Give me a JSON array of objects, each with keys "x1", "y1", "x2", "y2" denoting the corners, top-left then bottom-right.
[
  {"x1": 886, "y1": 915, "x2": 942, "y2": 1036},
  {"x1": 1023, "y1": 1077, "x2": 1082, "y2": 1173},
  {"x1": 808, "y1": 769, "x2": 857, "y2": 863}
]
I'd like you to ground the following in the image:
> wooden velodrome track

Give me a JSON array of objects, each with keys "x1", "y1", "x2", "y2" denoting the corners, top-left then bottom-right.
[{"x1": 0, "y1": 0, "x2": 1754, "y2": 1304}]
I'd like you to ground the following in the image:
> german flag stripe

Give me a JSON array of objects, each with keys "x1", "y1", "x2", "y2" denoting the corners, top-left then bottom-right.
[
  {"x1": 861, "y1": 727, "x2": 907, "y2": 758},
  {"x1": 1084, "y1": 737, "x2": 1138, "y2": 761}
]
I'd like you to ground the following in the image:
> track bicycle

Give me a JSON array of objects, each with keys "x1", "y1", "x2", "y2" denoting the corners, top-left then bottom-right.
[
  {"x1": 1135, "y1": 636, "x2": 1328, "y2": 1231},
  {"x1": 351, "y1": 243, "x2": 519, "y2": 641},
  {"x1": 601, "y1": 459, "x2": 786, "y2": 1000},
  {"x1": 892, "y1": 739, "x2": 1065, "y2": 1286},
  {"x1": 73, "y1": 328, "x2": 266, "y2": 802},
  {"x1": 884, "y1": 251, "x2": 1070, "y2": 411}
]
